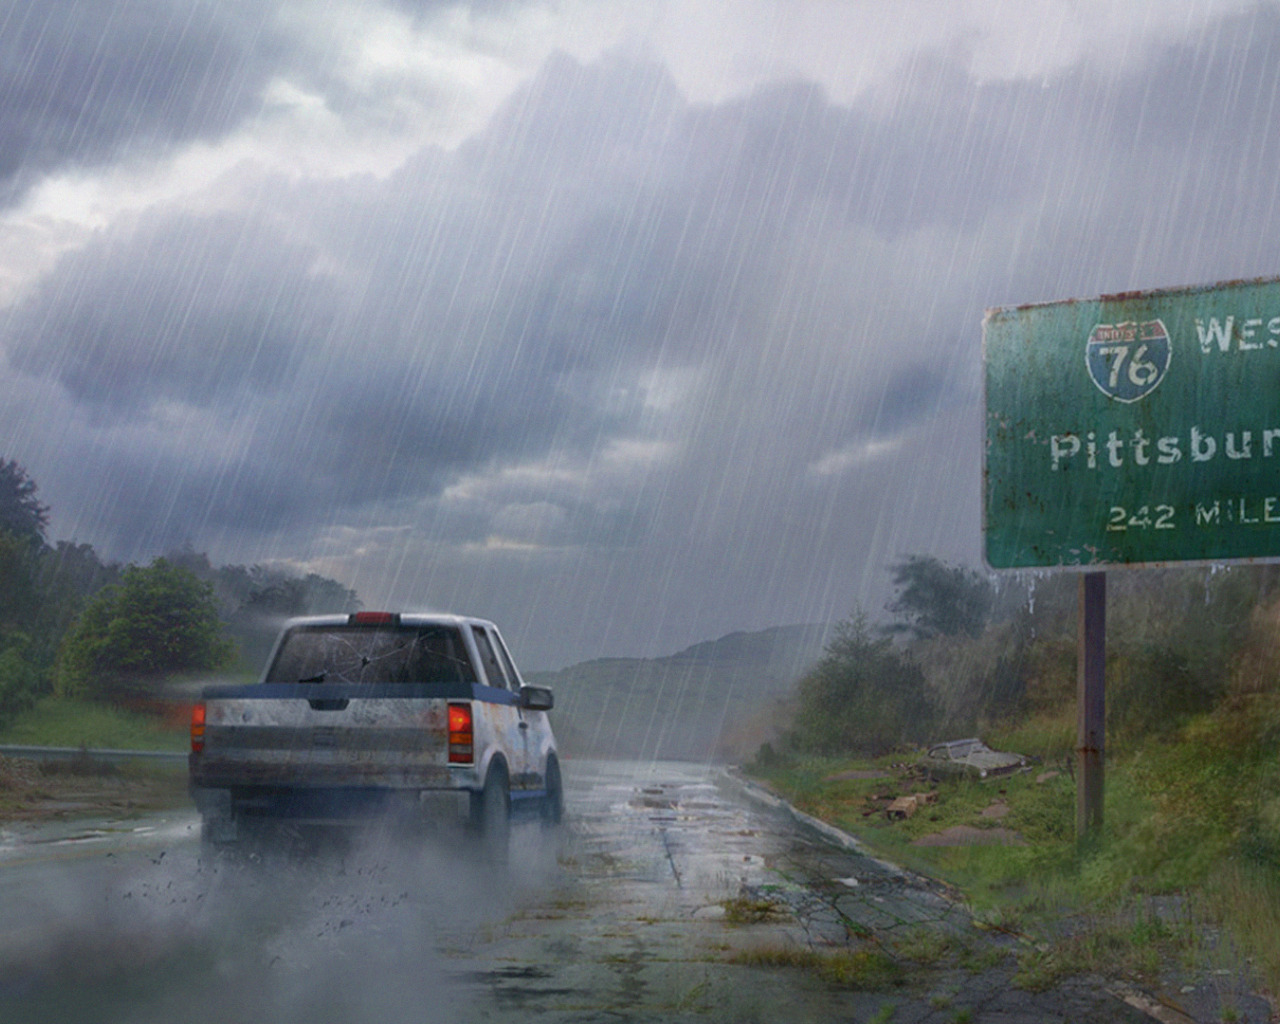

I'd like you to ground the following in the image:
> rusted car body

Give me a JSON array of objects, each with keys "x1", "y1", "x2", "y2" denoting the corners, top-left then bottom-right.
[{"x1": 921, "y1": 737, "x2": 1029, "y2": 780}]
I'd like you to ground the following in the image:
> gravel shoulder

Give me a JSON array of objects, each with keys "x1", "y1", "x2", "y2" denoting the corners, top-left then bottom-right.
[{"x1": 0, "y1": 754, "x2": 190, "y2": 825}]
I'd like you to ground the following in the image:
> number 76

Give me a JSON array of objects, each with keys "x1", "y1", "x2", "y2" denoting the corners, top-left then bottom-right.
[{"x1": 1095, "y1": 344, "x2": 1159, "y2": 388}]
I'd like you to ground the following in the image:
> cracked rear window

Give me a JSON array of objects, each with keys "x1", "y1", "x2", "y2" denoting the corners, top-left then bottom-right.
[{"x1": 265, "y1": 625, "x2": 477, "y2": 684}]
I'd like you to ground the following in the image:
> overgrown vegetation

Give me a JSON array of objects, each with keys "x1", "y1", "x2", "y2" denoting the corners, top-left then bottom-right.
[
  {"x1": 0, "y1": 459, "x2": 362, "y2": 732},
  {"x1": 56, "y1": 559, "x2": 234, "y2": 701},
  {"x1": 776, "y1": 554, "x2": 1280, "y2": 760},
  {"x1": 0, "y1": 696, "x2": 188, "y2": 751},
  {"x1": 728, "y1": 946, "x2": 903, "y2": 990},
  {"x1": 789, "y1": 613, "x2": 931, "y2": 754},
  {"x1": 721, "y1": 893, "x2": 787, "y2": 924},
  {"x1": 753, "y1": 554, "x2": 1280, "y2": 1001}
]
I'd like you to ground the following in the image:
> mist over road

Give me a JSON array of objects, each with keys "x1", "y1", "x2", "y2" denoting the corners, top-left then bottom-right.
[{"x1": 0, "y1": 760, "x2": 1150, "y2": 1022}]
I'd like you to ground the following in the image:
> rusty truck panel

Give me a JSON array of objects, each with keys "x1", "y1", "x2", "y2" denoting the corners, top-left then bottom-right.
[{"x1": 192, "y1": 697, "x2": 453, "y2": 789}]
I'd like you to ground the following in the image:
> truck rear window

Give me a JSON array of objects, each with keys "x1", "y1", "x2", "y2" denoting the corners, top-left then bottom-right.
[{"x1": 265, "y1": 625, "x2": 478, "y2": 685}]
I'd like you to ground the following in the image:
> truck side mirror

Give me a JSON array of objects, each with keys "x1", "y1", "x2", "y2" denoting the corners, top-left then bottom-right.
[{"x1": 519, "y1": 685, "x2": 554, "y2": 711}]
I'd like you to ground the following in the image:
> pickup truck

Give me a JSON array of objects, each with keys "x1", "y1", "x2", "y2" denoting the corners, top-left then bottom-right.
[{"x1": 188, "y1": 611, "x2": 559, "y2": 847}]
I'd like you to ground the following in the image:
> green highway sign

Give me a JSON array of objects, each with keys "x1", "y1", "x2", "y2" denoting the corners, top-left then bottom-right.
[{"x1": 984, "y1": 275, "x2": 1280, "y2": 569}]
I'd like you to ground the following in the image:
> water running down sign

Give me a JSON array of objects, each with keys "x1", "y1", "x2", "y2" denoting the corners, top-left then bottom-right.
[{"x1": 984, "y1": 275, "x2": 1280, "y2": 570}]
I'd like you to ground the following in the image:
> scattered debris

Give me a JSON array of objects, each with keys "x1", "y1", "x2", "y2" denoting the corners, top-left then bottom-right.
[
  {"x1": 885, "y1": 792, "x2": 938, "y2": 820},
  {"x1": 887, "y1": 796, "x2": 918, "y2": 819}
]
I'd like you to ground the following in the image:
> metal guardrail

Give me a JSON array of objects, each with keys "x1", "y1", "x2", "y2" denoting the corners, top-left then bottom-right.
[{"x1": 0, "y1": 744, "x2": 187, "y2": 765}]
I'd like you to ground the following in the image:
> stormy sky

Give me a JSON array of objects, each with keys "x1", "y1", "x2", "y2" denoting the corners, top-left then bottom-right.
[{"x1": 2, "y1": 0, "x2": 1278, "y2": 667}]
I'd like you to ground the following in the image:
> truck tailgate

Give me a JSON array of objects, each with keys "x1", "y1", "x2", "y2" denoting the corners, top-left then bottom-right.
[{"x1": 192, "y1": 686, "x2": 455, "y2": 789}]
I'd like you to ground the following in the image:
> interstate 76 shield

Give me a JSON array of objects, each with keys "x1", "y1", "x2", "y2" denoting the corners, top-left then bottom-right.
[{"x1": 1084, "y1": 319, "x2": 1170, "y2": 403}]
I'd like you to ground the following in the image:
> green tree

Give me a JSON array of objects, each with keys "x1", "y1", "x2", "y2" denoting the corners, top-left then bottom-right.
[
  {"x1": 0, "y1": 459, "x2": 50, "y2": 545},
  {"x1": 0, "y1": 529, "x2": 40, "y2": 631},
  {"x1": 790, "y1": 612, "x2": 932, "y2": 755},
  {"x1": 236, "y1": 572, "x2": 361, "y2": 619},
  {"x1": 33, "y1": 541, "x2": 120, "y2": 660},
  {"x1": 221, "y1": 565, "x2": 362, "y2": 669},
  {"x1": 57, "y1": 558, "x2": 233, "y2": 700},
  {"x1": 0, "y1": 531, "x2": 46, "y2": 720},
  {"x1": 885, "y1": 555, "x2": 994, "y2": 640},
  {"x1": 0, "y1": 632, "x2": 43, "y2": 720}
]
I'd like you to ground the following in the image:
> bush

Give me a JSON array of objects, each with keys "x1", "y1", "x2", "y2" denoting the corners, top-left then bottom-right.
[
  {"x1": 912, "y1": 619, "x2": 1030, "y2": 733},
  {"x1": 790, "y1": 612, "x2": 931, "y2": 755},
  {"x1": 56, "y1": 558, "x2": 233, "y2": 701},
  {"x1": 885, "y1": 555, "x2": 995, "y2": 640},
  {"x1": 0, "y1": 633, "x2": 43, "y2": 723}
]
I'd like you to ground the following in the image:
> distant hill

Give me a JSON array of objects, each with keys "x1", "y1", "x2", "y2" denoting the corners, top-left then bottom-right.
[{"x1": 527, "y1": 623, "x2": 832, "y2": 763}]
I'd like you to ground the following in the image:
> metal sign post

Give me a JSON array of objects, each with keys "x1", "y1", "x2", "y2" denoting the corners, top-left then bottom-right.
[
  {"x1": 1077, "y1": 572, "x2": 1105, "y2": 834},
  {"x1": 984, "y1": 275, "x2": 1280, "y2": 840}
]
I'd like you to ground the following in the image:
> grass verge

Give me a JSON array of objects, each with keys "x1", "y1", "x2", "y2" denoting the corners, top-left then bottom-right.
[
  {"x1": 0, "y1": 753, "x2": 189, "y2": 821},
  {"x1": 746, "y1": 699, "x2": 1280, "y2": 1001},
  {"x1": 0, "y1": 696, "x2": 187, "y2": 752}
]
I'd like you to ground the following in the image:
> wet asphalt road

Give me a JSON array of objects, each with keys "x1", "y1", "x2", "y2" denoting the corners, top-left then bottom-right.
[{"x1": 0, "y1": 759, "x2": 1160, "y2": 1023}]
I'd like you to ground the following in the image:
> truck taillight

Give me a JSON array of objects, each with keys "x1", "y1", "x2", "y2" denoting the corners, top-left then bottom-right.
[
  {"x1": 191, "y1": 702, "x2": 206, "y2": 754},
  {"x1": 448, "y1": 702, "x2": 473, "y2": 764}
]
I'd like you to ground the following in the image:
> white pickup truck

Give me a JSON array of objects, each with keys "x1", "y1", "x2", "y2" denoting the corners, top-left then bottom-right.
[{"x1": 188, "y1": 611, "x2": 559, "y2": 847}]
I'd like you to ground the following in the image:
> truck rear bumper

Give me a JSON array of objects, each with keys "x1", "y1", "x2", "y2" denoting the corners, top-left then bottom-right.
[
  {"x1": 192, "y1": 782, "x2": 472, "y2": 830},
  {"x1": 189, "y1": 751, "x2": 474, "y2": 790}
]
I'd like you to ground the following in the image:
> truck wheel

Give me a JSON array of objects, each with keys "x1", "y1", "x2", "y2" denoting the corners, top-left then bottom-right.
[
  {"x1": 471, "y1": 763, "x2": 510, "y2": 861},
  {"x1": 541, "y1": 757, "x2": 563, "y2": 826}
]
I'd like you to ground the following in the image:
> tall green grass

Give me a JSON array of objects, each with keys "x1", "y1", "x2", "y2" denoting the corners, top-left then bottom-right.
[
  {"x1": 748, "y1": 696, "x2": 1280, "y2": 995},
  {"x1": 0, "y1": 696, "x2": 187, "y2": 751},
  {"x1": 1210, "y1": 861, "x2": 1280, "y2": 994}
]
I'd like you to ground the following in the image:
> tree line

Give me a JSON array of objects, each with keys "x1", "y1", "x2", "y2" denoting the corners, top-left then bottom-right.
[
  {"x1": 0, "y1": 460, "x2": 360, "y2": 722},
  {"x1": 775, "y1": 552, "x2": 1280, "y2": 758}
]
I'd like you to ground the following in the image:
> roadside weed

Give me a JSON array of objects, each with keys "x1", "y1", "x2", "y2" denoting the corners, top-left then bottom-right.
[
  {"x1": 1207, "y1": 860, "x2": 1280, "y2": 995},
  {"x1": 729, "y1": 946, "x2": 902, "y2": 990},
  {"x1": 721, "y1": 893, "x2": 786, "y2": 925},
  {"x1": 892, "y1": 928, "x2": 958, "y2": 965},
  {"x1": 958, "y1": 943, "x2": 1007, "y2": 973}
]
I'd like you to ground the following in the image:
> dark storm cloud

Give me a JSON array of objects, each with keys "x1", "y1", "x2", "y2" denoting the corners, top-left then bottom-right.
[
  {"x1": 5, "y1": 208, "x2": 332, "y2": 416},
  {"x1": 9, "y1": 3, "x2": 1280, "y2": 630},
  {"x1": 0, "y1": 1, "x2": 287, "y2": 204},
  {"x1": 683, "y1": 3, "x2": 1280, "y2": 250}
]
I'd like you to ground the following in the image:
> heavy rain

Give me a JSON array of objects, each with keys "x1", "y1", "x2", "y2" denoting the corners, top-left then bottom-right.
[{"x1": 2, "y1": 2, "x2": 1280, "y2": 1021}]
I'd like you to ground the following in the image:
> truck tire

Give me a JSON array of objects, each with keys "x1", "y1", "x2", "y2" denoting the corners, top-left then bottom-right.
[
  {"x1": 541, "y1": 757, "x2": 563, "y2": 826},
  {"x1": 471, "y1": 761, "x2": 510, "y2": 861}
]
